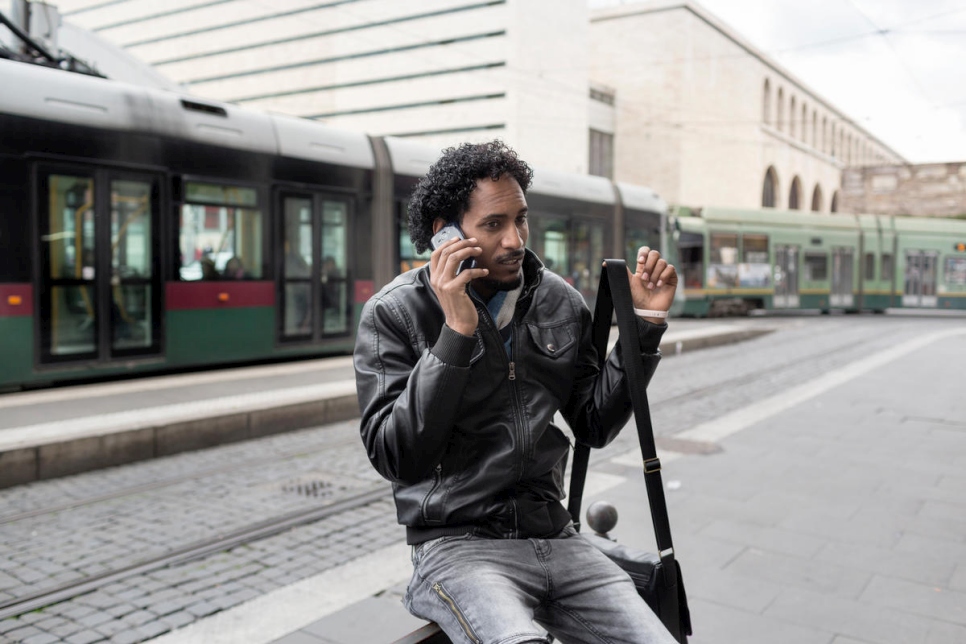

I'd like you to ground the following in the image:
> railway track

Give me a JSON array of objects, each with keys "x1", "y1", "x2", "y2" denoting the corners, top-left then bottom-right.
[{"x1": 0, "y1": 485, "x2": 389, "y2": 621}]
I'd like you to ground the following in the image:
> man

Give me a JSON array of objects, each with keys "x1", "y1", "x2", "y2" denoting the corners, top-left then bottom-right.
[{"x1": 354, "y1": 141, "x2": 678, "y2": 644}]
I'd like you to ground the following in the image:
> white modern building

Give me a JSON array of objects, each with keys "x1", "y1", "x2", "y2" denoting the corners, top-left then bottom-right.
[{"x1": 13, "y1": 0, "x2": 907, "y2": 211}]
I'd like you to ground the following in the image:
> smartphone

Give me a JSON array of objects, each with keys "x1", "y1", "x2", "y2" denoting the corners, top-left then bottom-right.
[{"x1": 430, "y1": 222, "x2": 477, "y2": 274}]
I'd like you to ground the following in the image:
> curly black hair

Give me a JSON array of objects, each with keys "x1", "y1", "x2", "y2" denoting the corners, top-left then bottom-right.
[{"x1": 407, "y1": 140, "x2": 533, "y2": 254}]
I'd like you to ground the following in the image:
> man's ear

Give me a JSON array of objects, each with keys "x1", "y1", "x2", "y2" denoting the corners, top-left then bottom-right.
[{"x1": 432, "y1": 218, "x2": 447, "y2": 235}]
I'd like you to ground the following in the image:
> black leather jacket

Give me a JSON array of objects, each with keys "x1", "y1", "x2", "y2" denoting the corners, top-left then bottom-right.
[{"x1": 354, "y1": 250, "x2": 664, "y2": 544}]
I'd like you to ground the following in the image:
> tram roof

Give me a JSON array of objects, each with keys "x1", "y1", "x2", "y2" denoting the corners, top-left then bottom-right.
[
  {"x1": 0, "y1": 59, "x2": 374, "y2": 169},
  {"x1": 383, "y1": 137, "x2": 442, "y2": 178},
  {"x1": 698, "y1": 207, "x2": 859, "y2": 230},
  {"x1": 615, "y1": 182, "x2": 667, "y2": 214},
  {"x1": 529, "y1": 168, "x2": 615, "y2": 205}
]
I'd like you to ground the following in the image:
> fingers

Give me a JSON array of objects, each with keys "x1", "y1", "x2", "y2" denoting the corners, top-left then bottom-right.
[
  {"x1": 430, "y1": 237, "x2": 486, "y2": 285},
  {"x1": 635, "y1": 246, "x2": 669, "y2": 289}
]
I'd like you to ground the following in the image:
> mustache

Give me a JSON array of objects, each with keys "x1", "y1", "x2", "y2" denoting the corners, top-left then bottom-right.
[{"x1": 496, "y1": 250, "x2": 525, "y2": 264}]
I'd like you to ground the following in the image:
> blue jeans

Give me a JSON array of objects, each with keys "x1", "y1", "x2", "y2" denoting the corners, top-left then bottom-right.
[{"x1": 405, "y1": 525, "x2": 677, "y2": 644}]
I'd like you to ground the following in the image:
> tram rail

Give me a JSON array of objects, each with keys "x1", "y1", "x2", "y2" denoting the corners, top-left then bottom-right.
[{"x1": 0, "y1": 485, "x2": 389, "y2": 621}]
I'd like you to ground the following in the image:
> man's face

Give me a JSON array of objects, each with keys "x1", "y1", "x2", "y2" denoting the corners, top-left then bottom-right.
[{"x1": 458, "y1": 174, "x2": 529, "y2": 296}]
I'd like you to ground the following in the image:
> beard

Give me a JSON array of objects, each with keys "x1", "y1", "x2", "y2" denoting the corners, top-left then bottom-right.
[{"x1": 479, "y1": 273, "x2": 523, "y2": 293}]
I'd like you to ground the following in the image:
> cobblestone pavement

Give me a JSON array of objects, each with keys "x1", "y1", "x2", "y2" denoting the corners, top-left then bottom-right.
[{"x1": 0, "y1": 314, "x2": 959, "y2": 643}]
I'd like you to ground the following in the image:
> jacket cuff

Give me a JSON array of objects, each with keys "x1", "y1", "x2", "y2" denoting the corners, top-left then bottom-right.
[
  {"x1": 635, "y1": 319, "x2": 667, "y2": 354},
  {"x1": 431, "y1": 324, "x2": 477, "y2": 367}
]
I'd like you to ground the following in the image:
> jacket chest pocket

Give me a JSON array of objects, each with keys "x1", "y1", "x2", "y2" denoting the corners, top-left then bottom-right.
[
  {"x1": 523, "y1": 322, "x2": 579, "y2": 394},
  {"x1": 526, "y1": 322, "x2": 578, "y2": 361}
]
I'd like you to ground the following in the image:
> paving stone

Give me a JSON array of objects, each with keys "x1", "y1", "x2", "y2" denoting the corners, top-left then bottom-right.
[
  {"x1": 64, "y1": 629, "x2": 108, "y2": 644},
  {"x1": 108, "y1": 630, "x2": 143, "y2": 644},
  {"x1": 5, "y1": 625, "x2": 44, "y2": 641},
  {"x1": 185, "y1": 600, "x2": 220, "y2": 619},
  {"x1": 859, "y1": 574, "x2": 966, "y2": 624},
  {"x1": 136, "y1": 619, "x2": 171, "y2": 639},
  {"x1": 77, "y1": 611, "x2": 114, "y2": 629},
  {"x1": 93, "y1": 618, "x2": 131, "y2": 639},
  {"x1": 22, "y1": 633, "x2": 62, "y2": 644},
  {"x1": 161, "y1": 610, "x2": 195, "y2": 629},
  {"x1": 119, "y1": 610, "x2": 155, "y2": 628}
]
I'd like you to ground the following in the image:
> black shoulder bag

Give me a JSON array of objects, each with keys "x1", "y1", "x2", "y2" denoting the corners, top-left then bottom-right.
[{"x1": 567, "y1": 260, "x2": 692, "y2": 643}]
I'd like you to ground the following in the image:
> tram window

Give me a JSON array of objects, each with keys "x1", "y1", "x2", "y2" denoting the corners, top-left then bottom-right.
[
  {"x1": 624, "y1": 225, "x2": 660, "y2": 267},
  {"x1": 881, "y1": 253, "x2": 894, "y2": 281},
  {"x1": 945, "y1": 257, "x2": 966, "y2": 286},
  {"x1": 398, "y1": 203, "x2": 429, "y2": 273},
  {"x1": 532, "y1": 215, "x2": 569, "y2": 281},
  {"x1": 864, "y1": 253, "x2": 876, "y2": 281},
  {"x1": 44, "y1": 175, "x2": 97, "y2": 356},
  {"x1": 321, "y1": 200, "x2": 349, "y2": 335},
  {"x1": 803, "y1": 252, "x2": 828, "y2": 281},
  {"x1": 179, "y1": 183, "x2": 262, "y2": 281},
  {"x1": 741, "y1": 234, "x2": 769, "y2": 263},
  {"x1": 710, "y1": 234, "x2": 738, "y2": 264},
  {"x1": 678, "y1": 232, "x2": 704, "y2": 288}
]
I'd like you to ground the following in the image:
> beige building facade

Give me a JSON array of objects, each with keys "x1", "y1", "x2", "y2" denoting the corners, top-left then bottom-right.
[
  {"x1": 589, "y1": 1, "x2": 904, "y2": 212},
  {"x1": 842, "y1": 163, "x2": 966, "y2": 218},
  {"x1": 34, "y1": 0, "x2": 906, "y2": 210}
]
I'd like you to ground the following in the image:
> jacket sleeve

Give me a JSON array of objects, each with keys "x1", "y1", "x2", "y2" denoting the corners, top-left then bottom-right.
[
  {"x1": 562, "y1": 293, "x2": 666, "y2": 448},
  {"x1": 353, "y1": 294, "x2": 477, "y2": 485}
]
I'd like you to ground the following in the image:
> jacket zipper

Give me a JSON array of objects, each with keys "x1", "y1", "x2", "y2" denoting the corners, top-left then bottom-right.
[
  {"x1": 420, "y1": 463, "x2": 443, "y2": 523},
  {"x1": 473, "y1": 301, "x2": 529, "y2": 475},
  {"x1": 432, "y1": 582, "x2": 480, "y2": 643}
]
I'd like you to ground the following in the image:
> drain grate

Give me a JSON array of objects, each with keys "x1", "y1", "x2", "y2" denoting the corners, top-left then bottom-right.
[{"x1": 282, "y1": 477, "x2": 337, "y2": 498}]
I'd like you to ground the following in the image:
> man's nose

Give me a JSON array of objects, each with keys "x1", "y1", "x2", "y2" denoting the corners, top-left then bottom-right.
[{"x1": 502, "y1": 228, "x2": 524, "y2": 249}]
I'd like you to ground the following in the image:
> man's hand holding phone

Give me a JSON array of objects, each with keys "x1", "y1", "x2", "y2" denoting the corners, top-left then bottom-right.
[{"x1": 429, "y1": 223, "x2": 488, "y2": 337}]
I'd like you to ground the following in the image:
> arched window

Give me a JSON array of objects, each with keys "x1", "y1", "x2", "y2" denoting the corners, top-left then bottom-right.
[
  {"x1": 812, "y1": 111, "x2": 818, "y2": 148},
  {"x1": 801, "y1": 103, "x2": 808, "y2": 142},
  {"x1": 762, "y1": 167, "x2": 779, "y2": 208},
  {"x1": 777, "y1": 88, "x2": 784, "y2": 132},
  {"x1": 789, "y1": 97, "x2": 796, "y2": 138},
  {"x1": 822, "y1": 116, "x2": 827, "y2": 153},
  {"x1": 830, "y1": 123, "x2": 836, "y2": 157},
  {"x1": 830, "y1": 190, "x2": 840, "y2": 213},
  {"x1": 762, "y1": 79, "x2": 771, "y2": 124},
  {"x1": 789, "y1": 176, "x2": 802, "y2": 210},
  {"x1": 811, "y1": 185, "x2": 823, "y2": 212}
]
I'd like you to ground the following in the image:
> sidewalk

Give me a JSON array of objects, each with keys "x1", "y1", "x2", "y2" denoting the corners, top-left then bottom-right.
[
  {"x1": 149, "y1": 326, "x2": 966, "y2": 643},
  {"x1": 0, "y1": 321, "x2": 769, "y2": 488}
]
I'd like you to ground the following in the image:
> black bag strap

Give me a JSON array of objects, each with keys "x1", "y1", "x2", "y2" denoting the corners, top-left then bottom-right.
[{"x1": 567, "y1": 260, "x2": 679, "y2": 584}]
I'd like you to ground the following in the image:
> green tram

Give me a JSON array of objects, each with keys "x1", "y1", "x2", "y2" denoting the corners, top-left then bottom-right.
[
  {"x1": 672, "y1": 207, "x2": 966, "y2": 316},
  {"x1": 0, "y1": 58, "x2": 667, "y2": 390}
]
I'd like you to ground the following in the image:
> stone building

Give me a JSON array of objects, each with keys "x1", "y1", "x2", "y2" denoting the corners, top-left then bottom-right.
[
  {"x1": 15, "y1": 0, "x2": 908, "y2": 211},
  {"x1": 841, "y1": 163, "x2": 966, "y2": 219},
  {"x1": 588, "y1": 1, "x2": 904, "y2": 212}
]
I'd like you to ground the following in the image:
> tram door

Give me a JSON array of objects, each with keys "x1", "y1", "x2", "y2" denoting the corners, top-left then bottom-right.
[
  {"x1": 902, "y1": 250, "x2": 938, "y2": 307},
  {"x1": 773, "y1": 245, "x2": 800, "y2": 308},
  {"x1": 830, "y1": 247, "x2": 855, "y2": 307},
  {"x1": 279, "y1": 193, "x2": 351, "y2": 342},
  {"x1": 37, "y1": 170, "x2": 163, "y2": 364}
]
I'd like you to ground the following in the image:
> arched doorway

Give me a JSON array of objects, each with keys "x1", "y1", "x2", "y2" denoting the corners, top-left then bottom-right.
[
  {"x1": 830, "y1": 190, "x2": 840, "y2": 213},
  {"x1": 762, "y1": 167, "x2": 778, "y2": 208},
  {"x1": 789, "y1": 176, "x2": 802, "y2": 210},
  {"x1": 811, "y1": 185, "x2": 823, "y2": 212}
]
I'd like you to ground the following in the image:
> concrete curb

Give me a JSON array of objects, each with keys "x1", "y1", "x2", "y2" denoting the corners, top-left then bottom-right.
[
  {"x1": 0, "y1": 326, "x2": 772, "y2": 489},
  {"x1": 0, "y1": 395, "x2": 360, "y2": 489}
]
